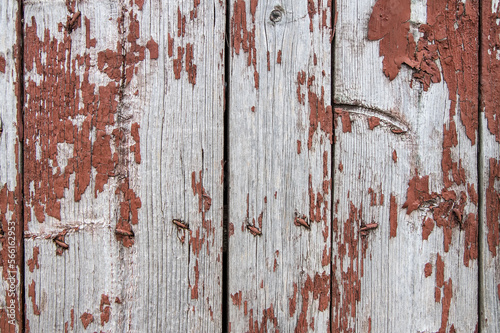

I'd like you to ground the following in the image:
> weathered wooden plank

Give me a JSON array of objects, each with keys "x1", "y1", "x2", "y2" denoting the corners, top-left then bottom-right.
[
  {"x1": 23, "y1": 0, "x2": 224, "y2": 331},
  {"x1": 228, "y1": 0, "x2": 333, "y2": 331},
  {"x1": 480, "y1": 0, "x2": 500, "y2": 331},
  {"x1": 0, "y1": 0, "x2": 23, "y2": 332},
  {"x1": 333, "y1": 0, "x2": 479, "y2": 331}
]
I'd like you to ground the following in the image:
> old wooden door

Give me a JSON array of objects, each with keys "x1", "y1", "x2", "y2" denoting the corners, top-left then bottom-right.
[{"x1": 0, "y1": 0, "x2": 499, "y2": 332}]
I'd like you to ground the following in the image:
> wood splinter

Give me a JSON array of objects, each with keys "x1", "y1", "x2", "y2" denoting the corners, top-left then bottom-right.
[
  {"x1": 246, "y1": 224, "x2": 262, "y2": 236},
  {"x1": 172, "y1": 219, "x2": 189, "y2": 230}
]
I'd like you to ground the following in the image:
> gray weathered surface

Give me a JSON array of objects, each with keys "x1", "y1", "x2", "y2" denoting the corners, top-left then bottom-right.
[
  {"x1": 480, "y1": 0, "x2": 500, "y2": 331},
  {"x1": 0, "y1": 0, "x2": 23, "y2": 332},
  {"x1": 333, "y1": 0, "x2": 479, "y2": 331},
  {"x1": 227, "y1": 0, "x2": 333, "y2": 331},
  {"x1": 23, "y1": 0, "x2": 224, "y2": 331}
]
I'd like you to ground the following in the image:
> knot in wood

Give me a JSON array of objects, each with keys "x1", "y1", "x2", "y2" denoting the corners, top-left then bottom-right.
[{"x1": 270, "y1": 9, "x2": 283, "y2": 23}]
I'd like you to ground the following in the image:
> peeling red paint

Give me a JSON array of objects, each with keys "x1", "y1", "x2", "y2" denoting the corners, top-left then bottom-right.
[
  {"x1": 190, "y1": 259, "x2": 200, "y2": 299},
  {"x1": 403, "y1": 171, "x2": 436, "y2": 215},
  {"x1": 367, "y1": 116, "x2": 380, "y2": 130},
  {"x1": 277, "y1": 50, "x2": 282, "y2": 64},
  {"x1": 482, "y1": 1, "x2": 500, "y2": 142},
  {"x1": 80, "y1": 312, "x2": 94, "y2": 329},
  {"x1": 289, "y1": 283, "x2": 298, "y2": 317},
  {"x1": 307, "y1": 76, "x2": 333, "y2": 150},
  {"x1": 24, "y1": 11, "x2": 150, "y2": 247},
  {"x1": 389, "y1": 194, "x2": 397, "y2": 238},
  {"x1": 369, "y1": 0, "x2": 479, "y2": 143},
  {"x1": 27, "y1": 246, "x2": 40, "y2": 272},
  {"x1": 424, "y1": 262, "x2": 432, "y2": 277},
  {"x1": 295, "y1": 273, "x2": 330, "y2": 332},
  {"x1": 99, "y1": 294, "x2": 111, "y2": 326},
  {"x1": 297, "y1": 140, "x2": 301, "y2": 154},
  {"x1": 422, "y1": 217, "x2": 434, "y2": 240},
  {"x1": 332, "y1": 202, "x2": 368, "y2": 331},
  {"x1": 0, "y1": 56, "x2": 5, "y2": 73},
  {"x1": 392, "y1": 150, "x2": 397, "y2": 163},
  {"x1": 28, "y1": 280, "x2": 40, "y2": 315},
  {"x1": 185, "y1": 43, "x2": 197, "y2": 85},
  {"x1": 231, "y1": 0, "x2": 259, "y2": 90},
  {"x1": 486, "y1": 158, "x2": 500, "y2": 256}
]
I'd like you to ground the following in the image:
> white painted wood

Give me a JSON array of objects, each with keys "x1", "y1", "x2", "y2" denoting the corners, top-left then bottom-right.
[
  {"x1": 0, "y1": 0, "x2": 22, "y2": 332},
  {"x1": 333, "y1": 0, "x2": 479, "y2": 331},
  {"x1": 228, "y1": 1, "x2": 333, "y2": 331},
  {"x1": 479, "y1": 0, "x2": 500, "y2": 331},
  {"x1": 23, "y1": 0, "x2": 224, "y2": 331}
]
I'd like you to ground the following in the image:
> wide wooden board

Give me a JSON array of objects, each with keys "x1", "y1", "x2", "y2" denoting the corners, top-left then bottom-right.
[
  {"x1": 23, "y1": 0, "x2": 224, "y2": 331},
  {"x1": 227, "y1": 0, "x2": 333, "y2": 331},
  {"x1": 333, "y1": 0, "x2": 479, "y2": 331}
]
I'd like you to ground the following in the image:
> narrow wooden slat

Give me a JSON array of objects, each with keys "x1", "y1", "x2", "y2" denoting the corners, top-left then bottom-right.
[
  {"x1": 228, "y1": 1, "x2": 333, "y2": 331},
  {"x1": 23, "y1": 0, "x2": 224, "y2": 331},
  {"x1": 480, "y1": 0, "x2": 500, "y2": 331},
  {"x1": 333, "y1": 0, "x2": 479, "y2": 331},
  {"x1": 0, "y1": 0, "x2": 23, "y2": 331}
]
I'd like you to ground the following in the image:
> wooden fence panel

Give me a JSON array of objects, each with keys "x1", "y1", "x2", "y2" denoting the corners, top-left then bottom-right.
[
  {"x1": 227, "y1": 0, "x2": 333, "y2": 331},
  {"x1": 333, "y1": 0, "x2": 479, "y2": 331},
  {"x1": 480, "y1": 0, "x2": 500, "y2": 331},
  {"x1": 23, "y1": 0, "x2": 224, "y2": 332},
  {"x1": 0, "y1": 0, "x2": 23, "y2": 332}
]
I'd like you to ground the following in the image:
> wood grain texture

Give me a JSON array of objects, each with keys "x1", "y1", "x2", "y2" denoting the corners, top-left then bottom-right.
[
  {"x1": 0, "y1": 0, "x2": 23, "y2": 331},
  {"x1": 227, "y1": 0, "x2": 333, "y2": 331},
  {"x1": 480, "y1": 0, "x2": 500, "y2": 331},
  {"x1": 23, "y1": 0, "x2": 224, "y2": 331},
  {"x1": 333, "y1": 0, "x2": 479, "y2": 331}
]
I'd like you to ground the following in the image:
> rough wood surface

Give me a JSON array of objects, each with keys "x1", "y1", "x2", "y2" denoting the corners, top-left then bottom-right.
[
  {"x1": 23, "y1": 0, "x2": 224, "y2": 331},
  {"x1": 227, "y1": 0, "x2": 333, "y2": 331},
  {"x1": 333, "y1": 0, "x2": 479, "y2": 331},
  {"x1": 480, "y1": 0, "x2": 500, "y2": 331},
  {"x1": 0, "y1": 0, "x2": 23, "y2": 332}
]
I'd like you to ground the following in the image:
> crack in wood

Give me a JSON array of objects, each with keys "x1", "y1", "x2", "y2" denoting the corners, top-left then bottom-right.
[{"x1": 334, "y1": 103, "x2": 409, "y2": 133}]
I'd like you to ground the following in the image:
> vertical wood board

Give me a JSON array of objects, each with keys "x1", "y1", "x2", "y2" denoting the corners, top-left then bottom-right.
[
  {"x1": 23, "y1": 0, "x2": 224, "y2": 331},
  {"x1": 228, "y1": 0, "x2": 333, "y2": 331},
  {"x1": 480, "y1": 0, "x2": 500, "y2": 331},
  {"x1": 333, "y1": 0, "x2": 479, "y2": 331},
  {"x1": 0, "y1": 0, "x2": 23, "y2": 332}
]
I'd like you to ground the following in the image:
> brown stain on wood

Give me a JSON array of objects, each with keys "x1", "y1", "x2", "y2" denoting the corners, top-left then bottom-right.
[{"x1": 80, "y1": 312, "x2": 94, "y2": 329}]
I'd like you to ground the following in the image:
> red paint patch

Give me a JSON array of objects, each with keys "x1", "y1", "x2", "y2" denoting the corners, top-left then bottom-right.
[
  {"x1": 367, "y1": 116, "x2": 380, "y2": 130},
  {"x1": 389, "y1": 194, "x2": 397, "y2": 238},
  {"x1": 0, "y1": 56, "x2": 5, "y2": 73},
  {"x1": 486, "y1": 158, "x2": 500, "y2": 256},
  {"x1": 185, "y1": 43, "x2": 197, "y2": 85},
  {"x1": 28, "y1": 280, "x2": 40, "y2": 315},
  {"x1": 99, "y1": 294, "x2": 111, "y2": 326},
  {"x1": 369, "y1": 0, "x2": 479, "y2": 143},
  {"x1": 482, "y1": 1, "x2": 500, "y2": 143},
  {"x1": 403, "y1": 171, "x2": 436, "y2": 215},
  {"x1": 146, "y1": 38, "x2": 159, "y2": 59},
  {"x1": 80, "y1": 312, "x2": 94, "y2": 329},
  {"x1": 27, "y1": 246, "x2": 40, "y2": 272},
  {"x1": 422, "y1": 217, "x2": 434, "y2": 240},
  {"x1": 295, "y1": 273, "x2": 330, "y2": 332},
  {"x1": 424, "y1": 262, "x2": 432, "y2": 277},
  {"x1": 289, "y1": 283, "x2": 298, "y2": 317},
  {"x1": 297, "y1": 140, "x2": 301, "y2": 154},
  {"x1": 24, "y1": 15, "x2": 144, "y2": 247},
  {"x1": 392, "y1": 150, "x2": 397, "y2": 163}
]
